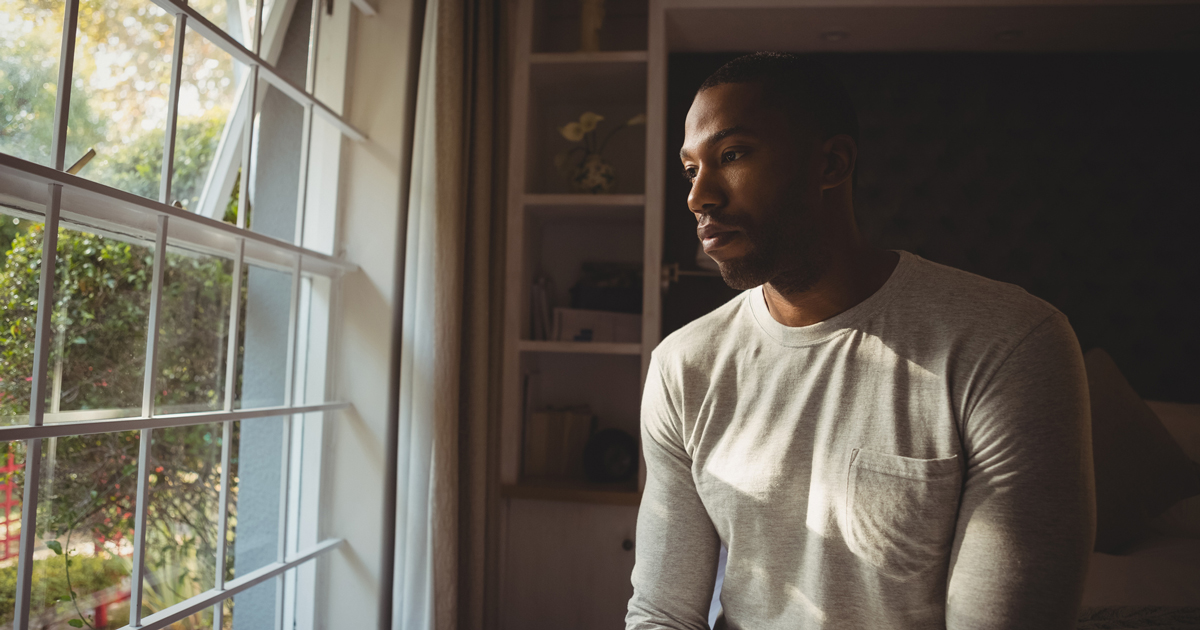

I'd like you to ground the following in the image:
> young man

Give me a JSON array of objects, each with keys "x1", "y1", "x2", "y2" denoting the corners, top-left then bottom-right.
[{"x1": 627, "y1": 53, "x2": 1095, "y2": 630}]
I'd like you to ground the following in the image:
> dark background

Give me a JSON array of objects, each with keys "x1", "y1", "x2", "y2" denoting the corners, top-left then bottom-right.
[{"x1": 662, "y1": 52, "x2": 1200, "y2": 403}]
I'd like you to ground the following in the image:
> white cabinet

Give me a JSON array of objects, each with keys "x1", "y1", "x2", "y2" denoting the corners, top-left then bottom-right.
[{"x1": 502, "y1": 499, "x2": 639, "y2": 630}]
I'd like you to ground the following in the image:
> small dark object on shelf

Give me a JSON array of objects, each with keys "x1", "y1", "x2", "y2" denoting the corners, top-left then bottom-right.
[
  {"x1": 583, "y1": 428, "x2": 639, "y2": 483},
  {"x1": 570, "y1": 262, "x2": 642, "y2": 314}
]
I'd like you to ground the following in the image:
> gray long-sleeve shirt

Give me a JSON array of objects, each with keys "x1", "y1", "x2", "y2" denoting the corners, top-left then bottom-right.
[{"x1": 628, "y1": 251, "x2": 1096, "y2": 630}]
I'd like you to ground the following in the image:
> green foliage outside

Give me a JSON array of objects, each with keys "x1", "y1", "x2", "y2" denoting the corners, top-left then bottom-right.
[
  {"x1": 0, "y1": 550, "x2": 128, "y2": 628},
  {"x1": 1, "y1": 0, "x2": 248, "y2": 626}
]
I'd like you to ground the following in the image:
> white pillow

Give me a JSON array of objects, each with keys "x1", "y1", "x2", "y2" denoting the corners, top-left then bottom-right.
[{"x1": 1146, "y1": 401, "x2": 1200, "y2": 538}]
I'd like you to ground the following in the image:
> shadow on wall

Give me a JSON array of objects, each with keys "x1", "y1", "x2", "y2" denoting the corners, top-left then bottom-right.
[{"x1": 663, "y1": 51, "x2": 1200, "y2": 403}]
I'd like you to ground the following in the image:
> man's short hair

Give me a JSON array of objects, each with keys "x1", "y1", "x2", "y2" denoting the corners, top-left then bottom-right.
[{"x1": 699, "y1": 52, "x2": 860, "y2": 145}]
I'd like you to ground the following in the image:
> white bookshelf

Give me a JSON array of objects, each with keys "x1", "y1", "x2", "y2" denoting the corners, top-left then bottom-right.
[{"x1": 500, "y1": 0, "x2": 655, "y2": 502}]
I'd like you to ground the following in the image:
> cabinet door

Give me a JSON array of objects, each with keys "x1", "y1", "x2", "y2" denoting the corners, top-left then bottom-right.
[{"x1": 502, "y1": 499, "x2": 638, "y2": 630}]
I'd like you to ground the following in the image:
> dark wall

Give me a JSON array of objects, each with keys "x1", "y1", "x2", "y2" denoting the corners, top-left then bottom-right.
[{"x1": 664, "y1": 52, "x2": 1200, "y2": 403}]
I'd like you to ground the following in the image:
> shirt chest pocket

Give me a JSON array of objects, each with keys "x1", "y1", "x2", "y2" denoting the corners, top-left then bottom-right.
[{"x1": 843, "y1": 448, "x2": 962, "y2": 580}]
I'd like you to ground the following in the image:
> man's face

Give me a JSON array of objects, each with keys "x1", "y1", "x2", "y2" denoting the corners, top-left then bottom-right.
[{"x1": 680, "y1": 82, "x2": 827, "y2": 291}]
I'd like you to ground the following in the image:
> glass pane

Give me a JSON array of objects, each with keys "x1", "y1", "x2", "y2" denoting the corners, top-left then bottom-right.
[
  {"x1": 189, "y1": 0, "x2": 251, "y2": 47},
  {"x1": 0, "y1": 212, "x2": 45, "y2": 427},
  {"x1": 142, "y1": 423, "x2": 223, "y2": 625},
  {"x1": 171, "y1": 24, "x2": 247, "y2": 217},
  {"x1": 246, "y1": 78, "x2": 303, "y2": 242},
  {"x1": 227, "y1": 417, "x2": 283, "y2": 579},
  {"x1": 155, "y1": 245, "x2": 235, "y2": 416},
  {"x1": 0, "y1": 441, "x2": 26, "y2": 630},
  {"x1": 47, "y1": 226, "x2": 153, "y2": 422},
  {"x1": 65, "y1": 0, "x2": 175, "y2": 200},
  {"x1": 236, "y1": 264, "x2": 291, "y2": 410},
  {"x1": 31, "y1": 431, "x2": 138, "y2": 630},
  {"x1": 0, "y1": 0, "x2": 66, "y2": 166},
  {"x1": 229, "y1": 576, "x2": 276, "y2": 630}
]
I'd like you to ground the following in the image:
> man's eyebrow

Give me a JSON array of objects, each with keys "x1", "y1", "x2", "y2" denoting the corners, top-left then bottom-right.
[{"x1": 680, "y1": 125, "x2": 753, "y2": 159}]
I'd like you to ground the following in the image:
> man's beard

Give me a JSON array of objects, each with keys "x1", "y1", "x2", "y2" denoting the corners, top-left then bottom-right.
[{"x1": 715, "y1": 217, "x2": 829, "y2": 294}]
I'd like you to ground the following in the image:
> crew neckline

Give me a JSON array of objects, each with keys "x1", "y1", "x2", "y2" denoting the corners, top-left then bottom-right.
[{"x1": 748, "y1": 250, "x2": 917, "y2": 347}]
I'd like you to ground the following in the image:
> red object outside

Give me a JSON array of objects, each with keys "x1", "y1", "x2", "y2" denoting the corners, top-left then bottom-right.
[{"x1": 0, "y1": 445, "x2": 21, "y2": 561}]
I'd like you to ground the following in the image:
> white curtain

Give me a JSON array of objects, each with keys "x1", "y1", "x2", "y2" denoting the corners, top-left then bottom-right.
[
  {"x1": 392, "y1": 1, "x2": 442, "y2": 627},
  {"x1": 391, "y1": 0, "x2": 505, "y2": 627}
]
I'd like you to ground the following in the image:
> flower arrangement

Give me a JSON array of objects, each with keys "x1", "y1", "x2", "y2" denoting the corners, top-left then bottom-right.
[{"x1": 555, "y1": 111, "x2": 646, "y2": 194}]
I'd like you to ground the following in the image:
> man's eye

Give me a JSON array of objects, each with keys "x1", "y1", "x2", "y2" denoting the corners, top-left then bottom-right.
[
  {"x1": 681, "y1": 166, "x2": 697, "y2": 183},
  {"x1": 722, "y1": 150, "x2": 745, "y2": 163}
]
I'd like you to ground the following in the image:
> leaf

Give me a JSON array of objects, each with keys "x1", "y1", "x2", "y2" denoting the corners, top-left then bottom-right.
[
  {"x1": 46, "y1": 540, "x2": 62, "y2": 555},
  {"x1": 68, "y1": 619, "x2": 84, "y2": 627},
  {"x1": 626, "y1": 113, "x2": 647, "y2": 126}
]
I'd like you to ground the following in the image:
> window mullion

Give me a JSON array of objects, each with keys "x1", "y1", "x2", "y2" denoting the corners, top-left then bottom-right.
[
  {"x1": 294, "y1": 105, "x2": 313, "y2": 247},
  {"x1": 11, "y1": 182, "x2": 64, "y2": 630},
  {"x1": 275, "y1": 252, "x2": 303, "y2": 628},
  {"x1": 237, "y1": 67, "x2": 259, "y2": 230},
  {"x1": 305, "y1": 0, "x2": 322, "y2": 95},
  {"x1": 160, "y1": 11, "x2": 188, "y2": 206},
  {"x1": 213, "y1": 237, "x2": 245, "y2": 629},
  {"x1": 50, "y1": 0, "x2": 80, "y2": 171},
  {"x1": 253, "y1": 0, "x2": 265, "y2": 56},
  {"x1": 128, "y1": 214, "x2": 170, "y2": 627}
]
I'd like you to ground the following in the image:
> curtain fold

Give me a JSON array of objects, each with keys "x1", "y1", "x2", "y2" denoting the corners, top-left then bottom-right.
[{"x1": 393, "y1": 0, "x2": 506, "y2": 627}]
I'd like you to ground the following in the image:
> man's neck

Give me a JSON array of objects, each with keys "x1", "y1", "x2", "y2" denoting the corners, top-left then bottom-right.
[{"x1": 762, "y1": 247, "x2": 899, "y2": 328}]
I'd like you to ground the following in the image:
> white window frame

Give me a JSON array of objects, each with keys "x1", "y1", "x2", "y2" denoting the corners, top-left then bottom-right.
[{"x1": 0, "y1": 0, "x2": 370, "y2": 626}]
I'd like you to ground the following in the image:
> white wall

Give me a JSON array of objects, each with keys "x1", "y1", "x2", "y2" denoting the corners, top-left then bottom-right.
[{"x1": 316, "y1": 0, "x2": 417, "y2": 626}]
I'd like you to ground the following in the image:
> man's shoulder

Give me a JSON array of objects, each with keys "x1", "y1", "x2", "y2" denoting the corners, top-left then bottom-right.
[
  {"x1": 905, "y1": 254, "x2": 1061, "y2": 330},
  {"x1": 652, "y1": 289, "x2": 754, "y2": 369}
]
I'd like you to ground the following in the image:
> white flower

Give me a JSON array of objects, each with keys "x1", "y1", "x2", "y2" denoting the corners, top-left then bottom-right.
[
  {"x1": 559, "y1": 122, "x2": 585, "y2": 142},
  {"x1": 578, "y1": 111, "x2": 604, "y2": 133}
]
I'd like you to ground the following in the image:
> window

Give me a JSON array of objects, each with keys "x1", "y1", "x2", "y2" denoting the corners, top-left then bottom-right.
[{"x1": 0, "y1": 0, "x2": 362, "y2": 626}]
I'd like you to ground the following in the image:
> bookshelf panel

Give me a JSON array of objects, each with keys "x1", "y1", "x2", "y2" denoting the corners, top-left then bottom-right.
[
  {"x1": 532, "y1": 0, "x2": 649, "y2": 53},
  {"x1": 526, "y1": 61, "x2": 647, "y2": 195}
]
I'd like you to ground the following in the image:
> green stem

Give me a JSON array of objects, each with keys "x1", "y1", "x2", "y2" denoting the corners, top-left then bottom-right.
[
  {"x1": 597, "y1": 123, "x2": 628, "y2": 155},
  {"x1": 62, "y1": 527, "x2": 99, "y2": 630}
]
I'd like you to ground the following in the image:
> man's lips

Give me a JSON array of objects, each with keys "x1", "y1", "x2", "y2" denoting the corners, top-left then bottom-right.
[{"x1": 697, "y1": 223, "x2": 739, "y2": 253}]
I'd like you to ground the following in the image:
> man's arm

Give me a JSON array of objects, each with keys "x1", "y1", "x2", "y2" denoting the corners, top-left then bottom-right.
[
  {"x1": 946, "y1": 312, "x2": 1096, "y2": 629},
  {"x1": 627, "y1": 355, "x2": 721, "y2": 630}
]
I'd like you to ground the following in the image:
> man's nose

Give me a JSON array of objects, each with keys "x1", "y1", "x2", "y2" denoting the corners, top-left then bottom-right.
[{"x1": 687, "y1": 167, "x2": 726, "y2": 217}]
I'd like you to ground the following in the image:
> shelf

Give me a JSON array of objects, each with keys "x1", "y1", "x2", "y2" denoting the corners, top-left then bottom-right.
[
  {"x1": 518, "y1": 340, "x2": 643, "y2": 355},
  {"x1": 530, "y1": 51, "x2": 648, "y2": 64},
  {"x1": 524, "y1": 194, "x2": 644, "y2": 223},
  {"x1": 502, "y1": 477, "x2": 641, "y2": 506},
  {"x1": 524, "y1": 193, "x2": 644, "y2": 206}
]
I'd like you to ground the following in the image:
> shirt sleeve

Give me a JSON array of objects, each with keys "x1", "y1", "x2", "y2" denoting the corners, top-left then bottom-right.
[
  {"x1": 946, "y1": 312, "x2": 1096, "y2": 629},
  {"x1": 627, "y1": 353, "x2": 721, "y2": 630}
]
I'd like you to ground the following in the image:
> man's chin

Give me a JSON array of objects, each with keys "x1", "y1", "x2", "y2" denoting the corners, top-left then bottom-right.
[{"x1": 717, "y1": 256, "x2": 773, "y2": 291}]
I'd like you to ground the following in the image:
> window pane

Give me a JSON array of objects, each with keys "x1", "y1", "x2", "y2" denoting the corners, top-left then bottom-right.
[
  {"x1": 189, "y1": 0, "x2": 251, "y2": 47},
  {"x1": 31, "y1": 431, "x2": 138, "y2": 629},
  {"x1": 0, "y1": 0, "x2": 65, "y2": 166},
  {"x1": 247, "y1": 77, "x2": 303, "y2": 242},
  {"x1": 46, "y1": 226, "x2": 153, "y2": 422},
  {"x1": 0, "y1": 212, "x2": 45, "y2": 427},
  {"x1": 171, "y1": 24, "x2": 247, "y2": 218},
  {"x1": 65, "y1": 0, "x2": 175, "y2": 200},
  {"x1": 237, "y1": 264, "x2": 291, "y2": 410},
  {"x1": 229, "y1": 576, "x2": 277, "y2": 630},
  {"x1": 155, "y1": 245, "x2": 235, "y2": 416},
  {"x1": 0, "y1": 440, "x2": 25, "y2": 630},
  {"x1": 142, "y1": 423, "x2": 223, "y2": 625},
  {"x1": 227, "y1": 417, "x2": 282, "y2": 579}
]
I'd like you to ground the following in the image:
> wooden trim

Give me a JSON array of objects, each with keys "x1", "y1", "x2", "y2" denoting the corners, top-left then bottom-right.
[
  {"x1": 501, "y1": 479, "x2": 642, "y2": 506},
  {"x1": 530, "y1": 51, "x2": 648, "y2": 64},
  {"x1": 517, "y1": 340, "x2": 643, "y2": 355}
]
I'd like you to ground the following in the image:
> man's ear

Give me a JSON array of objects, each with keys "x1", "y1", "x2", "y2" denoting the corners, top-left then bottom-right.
[{"x1": 820, "y1": 134, "x2": 857, "y2": 191}]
